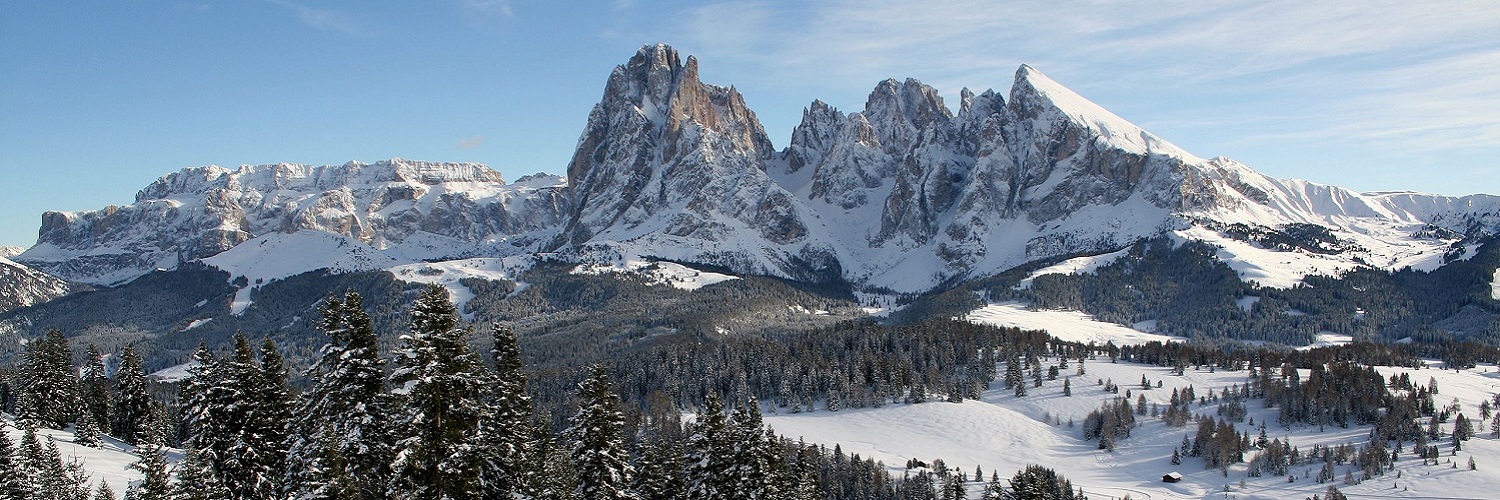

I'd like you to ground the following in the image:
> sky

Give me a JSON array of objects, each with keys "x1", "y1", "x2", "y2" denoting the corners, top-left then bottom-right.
[{"x1": 3, "y1": 1, "x2": 1500, "y2": 248}]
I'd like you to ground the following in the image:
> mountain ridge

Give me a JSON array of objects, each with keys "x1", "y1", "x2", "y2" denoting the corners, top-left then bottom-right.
[{"x1": 12, "y1": 43, "x2": 1500, "y2": 296}]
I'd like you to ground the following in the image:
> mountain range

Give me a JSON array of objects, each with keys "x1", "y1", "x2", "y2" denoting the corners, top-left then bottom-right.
[{"x1": 5, "y1": 43, "x2": 1500, "y2": 331}]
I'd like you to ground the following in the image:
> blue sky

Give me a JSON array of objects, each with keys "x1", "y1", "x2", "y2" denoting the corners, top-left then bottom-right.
[{"x1": 4, "y1": 1, "x2": 1499, "y2": 248}]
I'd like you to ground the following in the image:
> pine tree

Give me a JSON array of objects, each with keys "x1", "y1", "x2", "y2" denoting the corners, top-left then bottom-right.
[
  {"x1": 476, "y1": 324, "x2": 536, "y2": 498},
  {"x1": 0, "y1": 421, "x2": 30, "y2": 500},
  {"x1": 683, "y1": 396, "x2": 733, "y2": 500},
  {"x1": 388, "y1": 285, "x2": 489, "y2": 499},
  {"x1": 285, "y1": 291, "x2": 392, "y2": 500},
  {"x1": 632, "y1": 431, "x2": 684, "y2": 500},
  {"x1": 80, "y1": 344, "x2": 112, "y2": 436},
  {"x1": 72, "y1": 411, "x2": 102, "y2": 448},
  {"x1": 19, "y1": 330, "x2": 79, "y2": 429},
  {"x1": 111, "y1": 346, "x2": 153, "y2": 446},
  {"x1": 93, "y1": 483, "x2": 116, "y2": 500},
  {"x1": 180, "y1": 333, "x2": 289, "y2": 499},
  {"x1": 566, "y1": 365, "x2": 637, "y2": 500},
  {"x1": 128, "y1": 436, "x2": 173, "y2": 500},
  {"x1": 171, "y1": 448, "x2": 230, "y2": 500}
]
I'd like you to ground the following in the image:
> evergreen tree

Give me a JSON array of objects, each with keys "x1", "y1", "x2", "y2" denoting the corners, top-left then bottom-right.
[
  {"x1": 1003, "y1": 464, "x2": 1079, "y2": 500},
  {"x1": 128, "y1": 436, "x2": 173, "y2": 500},
  {"x1": 566, "y1": 365, "x2": 637, "y2": 500},
  {"x1": 179, "y1": 333, "x2": 287, "y2": 499},
  {"x1": 477, "y1": 324, "x2": 536, "y2": 498},
  {"x1": 0, "y1": 421, "x2": 30, "y2": 500},
  {"x1": 285, "y1": 291, "x2": 392, "y2": 500},
  {"x1": 632, "y1": 431, "x2": 684, "y2": 500},
  {"x1": 19, "y1": 330, "x2": 78, "y2": 429},
  {"x1": 110, "y1": 346, "x2": 153, "y2": 446},
  {"x1": 93, "y1": 483, "x2": 115, "y2": 500},
  {"x1": 683, "y1": 396, "x2": 732, "y2": 499},
  {"x1": 171, "y1": 448, "x2": 230, "y2": 500},
  {"x1": 388, "y1": 285, "x2": 488, "y2": 499},
  {"x1": 80, "y1": 344, "x2": 112, "y2": 436},
  {"x1": 255, "y1": 338, "x2": 293, "y2": 487},
  {"x1": 72, "y1": 411, "x2": 102, "y2": 449}
]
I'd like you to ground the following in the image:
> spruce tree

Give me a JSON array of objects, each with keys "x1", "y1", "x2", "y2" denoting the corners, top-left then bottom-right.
[
  {"x1": 80, "y1": 344, "x2": 112, "y2": 436},
  {"x1": 632, "y1": 431, "x2": 684, "y2": 500},
  {"x1": 171, "y1": 448, "x2": 230, "y2": 500},
  {"x1": 111, "y1": 346, "x2": 153, "y2": 446},
  {"x1": 285, "y1": 291, "x2": 392, "y2": 500},
  {"x1": 128, "y1": 436, "x2": 173, "y2": 500},
  {"x1": 388, "y1": 285, "x2": 488, "y2": 499},
  {"x1": 565, "y1": 365, "x2": 637, "y2": 500},
  {"x1": 93, "y1": 483, "x2": 116, "y2": 500},
  {"x1": 19, "y1": 330, "x2": 79, "y2": 429},
  {"x1": 683, "y1": 396, "x2": 732, "y2": 499},
  {"x1": 0, "y1": 421, "x2": 30, "y2": 500},
  {"x1": 72, "y1": 411, "x2": 102, "y2": 448},
  {"x1": 476, "y1": 324, "x2": 536, "y2": 498}
]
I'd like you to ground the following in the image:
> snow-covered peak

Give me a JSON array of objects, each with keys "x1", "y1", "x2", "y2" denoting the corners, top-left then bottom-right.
[
  {"x1": 0, "y1": 246, "x2": 22, "y2": 259},
  {"x1": 18, "y1": 158, "x2": 566, "y2": 285},
  {"x1": 1010, "y1": 65, "x2": 1201, "y2": 162}
]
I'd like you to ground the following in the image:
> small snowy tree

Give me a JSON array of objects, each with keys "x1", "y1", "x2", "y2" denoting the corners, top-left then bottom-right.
[{"x1": 111, "y1": 346, "x2": 153, "y2": 445}]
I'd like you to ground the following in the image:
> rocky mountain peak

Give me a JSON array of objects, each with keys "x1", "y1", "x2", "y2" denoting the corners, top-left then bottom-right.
[{"x1": 862, "y1": 78, "x2": 952, "y2": 155}]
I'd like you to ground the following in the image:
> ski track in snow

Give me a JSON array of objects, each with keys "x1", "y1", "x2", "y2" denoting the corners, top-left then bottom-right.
[{"x1": 768, "y1": 360, "x2": 1500, "y2": 500}]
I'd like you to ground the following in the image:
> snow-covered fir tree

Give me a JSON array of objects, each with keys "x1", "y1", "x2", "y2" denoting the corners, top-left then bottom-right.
[
  {"x1": 179, "y1": 333, "x2": 292, "y2": 500},
  {"x1": 127, "y1": 435, "x2": 172, "y2": 500},
  {"x1": 0, "y1": 421, "x2": 28, "y2": 500},
  {"x1": 387, "y1": 285, "x2": 489, "y2": 499},
  {"x1": 476, "y1": 323, "x2": 537, "y2": 498},
  {"x1": 285, "y1": 291, "x2": 393, "y2": 500},
  {"x1": 566, "y1": 364, "x2": 637, "y2": 500},
  {"x1": 80, "y1": 344, "x2": 112, "y2": 436},
  {"x1": 110, "y1": 345, "x2": 153, "y2": 446},
  {"x1": 683, "y1": 396, "x2": 732, "y2": 499},
  {"x1": 18, "y1": 330, "x2": 78, "y2": 429}
]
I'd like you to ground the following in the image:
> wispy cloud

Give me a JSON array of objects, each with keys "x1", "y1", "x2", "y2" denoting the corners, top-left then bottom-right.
[
  {"x1": 270, "y1": 0, "x2": 364, "y2": 35},
  {"x1": 459, "y1": 0, "x2": 513, "y2": 18},
  {"x1": 456, "y1": 135, "x2": 488, "y2": 150}
]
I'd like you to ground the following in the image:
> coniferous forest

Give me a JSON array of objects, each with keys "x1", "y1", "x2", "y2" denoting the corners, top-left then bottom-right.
[{"x1": 3, "y1": 281, "x2": 1498, "y2": 499}]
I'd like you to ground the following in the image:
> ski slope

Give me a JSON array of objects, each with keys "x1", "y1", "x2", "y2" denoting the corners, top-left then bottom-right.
[{"x1": 767, "y1": 359, "x2": 1500, "y2": 500}]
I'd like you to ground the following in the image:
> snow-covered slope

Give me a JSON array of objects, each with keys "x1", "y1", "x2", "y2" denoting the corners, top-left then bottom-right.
[
  {"x1": 3, "y1": 417, "x2": 157, "y2": 494},
  {"x1": 0, "y1": 255, "x2": 72, "y2": 313},
  {"x1": 200, "y1": 230, "x2": 402, "y2": 315},
  {"x1": 965, "y1": 301, "x2": 1182, "y2": 346},
  {"x1": 767, "y1": 358, "x2": 1500, "y2": 500}
]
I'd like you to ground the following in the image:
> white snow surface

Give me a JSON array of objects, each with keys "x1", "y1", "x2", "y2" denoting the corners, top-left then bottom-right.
[
  {"x1": 3, "y1": 415, "x2": 167, "y2": 494},
  {"x1": 965, "y1": 301, "x2": 1182, "y2": 346},
  {"x1": 1297, "y1": 332, "x2": 1355, "y2": 351},
  {"x1": 767, "y1": 358, "x2": 1500, "y2": 500},
  {"x1": 571, "y1": 255, "x2": 740, "y2": 291},
  {"x1": 202, "y1": 230, "x2": 400, "y2": 315},
  {"x1": 0, "y1": 246, "x2": 23, "y2": 259},
  {"x1": 149, "y1": 361, "x2": 201, "y2": 382},
  {"x1": 1019, "y1": 65, "x2": 1204, "y2": 162},
  {"x1": 1015, "y1": 248, "x2": 1131, "y2": 290},
  {"x1": 388, "y1": 257, "x2": 533, "y2": 320},
  {"x1": 1492, "y1": 269, "x2": 1500, "y2": 301}
]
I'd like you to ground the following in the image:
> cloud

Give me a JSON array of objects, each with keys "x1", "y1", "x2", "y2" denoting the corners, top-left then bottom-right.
[
  {"x1": 456, "y1": 135, "x2": 488, "y2": 150},
  {"x1": 270, "y1": 1, "x2": 364, "y2": 35},
  {"x1": 459, "y1": 0, "x2": 513, "y2": 17}
]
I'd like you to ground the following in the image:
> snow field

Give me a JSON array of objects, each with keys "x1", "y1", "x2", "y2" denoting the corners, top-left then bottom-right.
[
  {"x1": 964, "y1": 301, "x2": 1183, "y2": 346},
  {"x1": 571, "y1": 256, "x2": 739, "y2": 291},
  {"x1": 767, "y1": 358, "x2": 1500, "y2": 500},
  {"x1": 3, "y1": 416, "x2": 156, "y2": 494}
]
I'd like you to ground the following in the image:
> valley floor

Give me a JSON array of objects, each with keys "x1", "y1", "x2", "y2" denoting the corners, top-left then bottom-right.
[{"x1": 766, "y1": 359, "x2": 1500, "y2": 500}]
